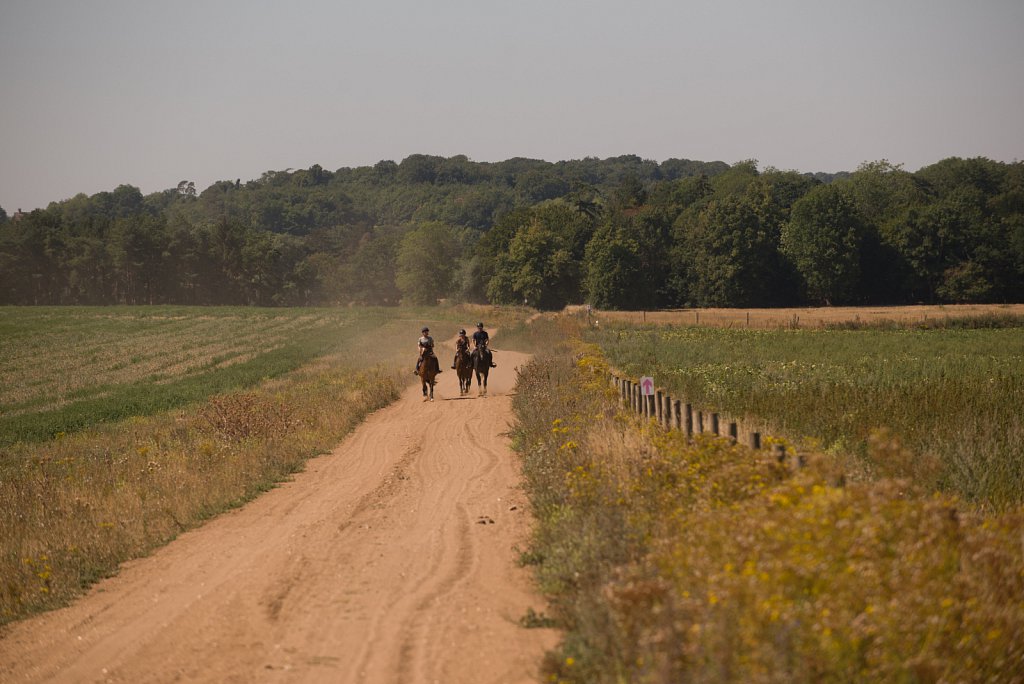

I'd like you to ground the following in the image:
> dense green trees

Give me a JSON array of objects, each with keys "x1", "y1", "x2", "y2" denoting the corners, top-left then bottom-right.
[
  {"x1": 1, "y1": 154, "x2": 1021, "y2": 308},
  {"x1": 781, "y1": 184, "x2": 866, "y2": 305},
  {"x1": 584, "y1": 222, "x2": 644, "y2": 309},
  {"x1": 486, "y1": 204, "x2": 590, "y2": 309},
  {"x1": 395, "y1": 222, "x2": 463, "y2": 305}
]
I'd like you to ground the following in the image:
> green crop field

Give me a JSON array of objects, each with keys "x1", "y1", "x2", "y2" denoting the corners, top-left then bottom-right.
[
  {"x1": 587, "y1": 322, "x2": 1024, "y2": 508},
  {"x1": 0, "y1": 306, "x2": 485, "y2": 448}
]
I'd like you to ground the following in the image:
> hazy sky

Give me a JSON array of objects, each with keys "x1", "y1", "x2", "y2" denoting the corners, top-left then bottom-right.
[{"x1": 1, "y1": 0, "x2": 1022, "y2": 212}]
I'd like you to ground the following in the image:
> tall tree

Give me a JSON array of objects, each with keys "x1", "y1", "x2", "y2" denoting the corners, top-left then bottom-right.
[
  {"x1": 675, "y1": 194, "x2": 785, "y2": 307},
  {"x1": 343, "y1": 227, "x2": 404, "y2": 305},
  {"x1": 781, "y1": 184, "x2": 865, "y2": 305},
  {"x1": 484, "y1": 204, "x2": 588, "y2": 309},
  {"x1": 395, "y1": 222, "x2": 462, "y2": 305},
  {"x1": 583, "y1": 221, "x2": 644, "y2": 309}
]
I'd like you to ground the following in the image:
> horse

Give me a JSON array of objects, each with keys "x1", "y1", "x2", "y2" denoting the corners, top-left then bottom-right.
[
  {"x1": 471, "y1": 346, "x2": 492, "y2": 395},
  {"x1": 455, "y1": 347, "x2": 473, "y2": 395},
  {"x1": 418, "y1": 352, "x2": 440, "y2": 401}
]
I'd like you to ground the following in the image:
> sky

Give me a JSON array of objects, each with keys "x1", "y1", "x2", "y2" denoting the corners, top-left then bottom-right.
[{"x1": 1, "y1": 0, "x2": 1022, "y2": 212}]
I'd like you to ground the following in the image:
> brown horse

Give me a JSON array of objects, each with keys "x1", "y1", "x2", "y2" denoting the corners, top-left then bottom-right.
[
  {"x1": 471, "y1": 346, "x2": 492, "y2": 395},
  {"x1": 418, "y1": 353, "x2": 440, "y2": 401},
  {"x1": 455, "y1": 347, "x2": 473, "y2": 395}
]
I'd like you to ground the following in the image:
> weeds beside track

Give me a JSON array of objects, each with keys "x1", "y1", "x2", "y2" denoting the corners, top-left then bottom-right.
[{"x1": 512, "y1": 340, "x2": 1024, "y2": 683}]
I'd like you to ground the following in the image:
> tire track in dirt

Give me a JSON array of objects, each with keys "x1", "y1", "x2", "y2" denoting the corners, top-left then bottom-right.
[{"x1": 0, "y1": 346, "x2": 557, "y2": 683}]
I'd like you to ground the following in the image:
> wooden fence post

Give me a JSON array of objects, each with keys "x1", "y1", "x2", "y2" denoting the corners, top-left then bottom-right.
[
  {"x1": 711, "y1": 413, "x2": 720, "y2": 435},
  {"x1": 647, "y1": 394, "x2": 656, "y2": 420},
  {"x1": 673, "y1": 399, "x2": 682, "y2": 431},
  {"x1": 663, "y1": 393, "x2": 673, "y2": 429},
  {"x1": 685, "y1": 403, "x2": 693, "y2": 437},
  {"x1": 750, "y1": 432, "x2": 761, "y2": 449},
  {"x1": 656, "y1": 390, "x2": 664, "y2": 425},
  {"x1": 728, "y1": 422, "x2": 738, "y2": 443},
  {"x1": 697, "y1": 410, "x2": 704, "y2": 434}
]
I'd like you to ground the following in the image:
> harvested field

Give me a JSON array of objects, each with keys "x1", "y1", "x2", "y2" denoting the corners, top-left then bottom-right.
[{"x1": 577, "y1": 303, "x2": 1024, "y2": 328}]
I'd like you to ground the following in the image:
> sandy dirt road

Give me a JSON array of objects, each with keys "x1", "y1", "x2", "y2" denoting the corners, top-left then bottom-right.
[{"x1": 1, "y1": 347, "x2": 558, "y2": 683}]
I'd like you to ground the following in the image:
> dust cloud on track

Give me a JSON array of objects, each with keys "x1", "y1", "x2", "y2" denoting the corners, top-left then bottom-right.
[{"x1": 0, "y1": 345, "x2": 558, "y2": 683}]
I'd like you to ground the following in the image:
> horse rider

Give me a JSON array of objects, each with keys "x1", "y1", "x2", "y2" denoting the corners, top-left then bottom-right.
[
  {"x1": 452, "y1": 329, "x2": 470, "y2": 369},
  {"x1": 415, "y1": 326, "x2": 440, "y2": 375},
  {"x1": 472, "y1": 322, "x2": 497, "y2": 367}
]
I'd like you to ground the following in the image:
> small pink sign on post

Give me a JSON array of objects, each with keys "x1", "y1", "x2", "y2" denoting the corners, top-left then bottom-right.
[{"x1": 640, "y1": 377, "x2": 655, "y2": 396}]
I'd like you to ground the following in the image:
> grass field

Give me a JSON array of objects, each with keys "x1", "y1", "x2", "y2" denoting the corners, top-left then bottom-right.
[
  {"x1": 0, "y1": 306, "x2": 512, "y2": 447},
  {"x1": 0, "y1": 304, "x2": 522, "y2": 625},
  {"x1": 511, "y1": 331, "x2": 1024, "y2": 683},
  {"x1": 586, "y1": 321, "x2": 1024, "y2": 508}
]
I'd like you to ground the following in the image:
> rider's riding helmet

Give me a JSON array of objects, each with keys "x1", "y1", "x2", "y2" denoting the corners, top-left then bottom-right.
[
  {"x1": 477, "y1": 322, "x2": 484, "y2": 328},
  {"x1": 422, "y1": 327, "x2": 429, "y2": 333},
  {"x1": 459, "y1": 329, "x2": 466, "y2": 335}
]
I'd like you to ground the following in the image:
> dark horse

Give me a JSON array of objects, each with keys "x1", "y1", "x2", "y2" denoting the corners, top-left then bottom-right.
[
  {"x1": 471, "y1": 346, "x2": 493, "y2": 395},
  {"x1": 418, "y1": 352, "x2": 440, "y2": 401},
  {"x1": 455, "y1": 347, "x2": 473, "y2": 395}
]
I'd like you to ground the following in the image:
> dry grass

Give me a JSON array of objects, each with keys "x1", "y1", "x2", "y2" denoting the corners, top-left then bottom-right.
[
  {"x1": 574, "y1": 303, "x2": 1024, "y2": 329},
  {"x1": 0, "y1": 360, "x2": 400, "y2": 624}
]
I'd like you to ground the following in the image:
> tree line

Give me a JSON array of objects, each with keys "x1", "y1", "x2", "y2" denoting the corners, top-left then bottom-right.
[{"x1": 1, "y1": 154, "x2": 1021, "y2": 308}]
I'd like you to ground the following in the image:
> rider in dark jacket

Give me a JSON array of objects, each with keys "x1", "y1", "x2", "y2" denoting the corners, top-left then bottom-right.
[{"x1": 472, "y1": 322, "x2": 497, "y2": 367}]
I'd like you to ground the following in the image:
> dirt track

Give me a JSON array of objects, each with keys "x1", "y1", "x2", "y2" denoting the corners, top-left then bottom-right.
[{"x1": 0, "y1": 348, "x2": 557, "y2": 683}]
